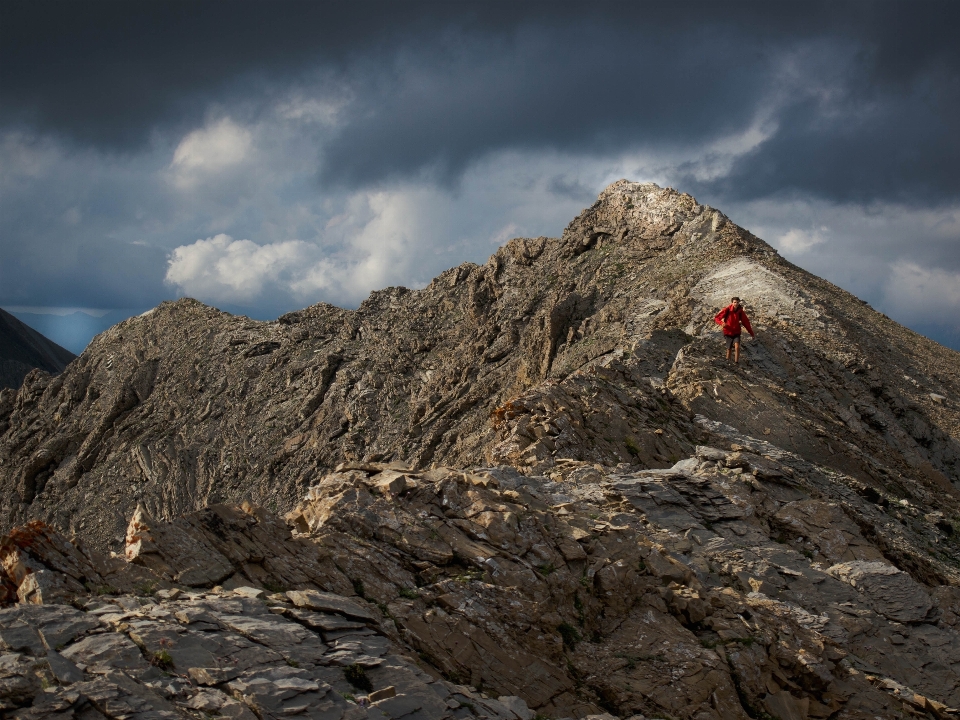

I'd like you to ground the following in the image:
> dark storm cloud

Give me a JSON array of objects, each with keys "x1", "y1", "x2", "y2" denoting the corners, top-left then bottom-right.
[
  {"x1": 3, "y1": 1, "x2": 958, "y2": 204},
  {"x1": 2, "y1": 1, "x2": 959, "y2": 350}
]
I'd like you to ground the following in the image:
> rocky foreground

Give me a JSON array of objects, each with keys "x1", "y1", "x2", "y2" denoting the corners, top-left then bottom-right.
[
  {"x1": 3, "y1": 443, "x2": 959, "y2": 719},
  {"x1": 1, "y1": 181, "x2": 959, "y2": 718}
]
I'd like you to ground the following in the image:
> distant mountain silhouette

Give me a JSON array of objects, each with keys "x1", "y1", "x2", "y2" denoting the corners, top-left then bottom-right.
[{"x1": 0, "y1": 307, "x2": 76, "y2": 389}]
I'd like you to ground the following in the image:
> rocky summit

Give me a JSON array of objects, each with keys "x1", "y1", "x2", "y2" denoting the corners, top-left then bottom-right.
[{"x1": 0, "y1": 181, "x2": 958, "y2": 720}]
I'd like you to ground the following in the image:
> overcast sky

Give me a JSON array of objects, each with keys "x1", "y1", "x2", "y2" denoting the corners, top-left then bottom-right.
[{"x1": 2, "y1": 0, "x2": 959, "y2": 352}]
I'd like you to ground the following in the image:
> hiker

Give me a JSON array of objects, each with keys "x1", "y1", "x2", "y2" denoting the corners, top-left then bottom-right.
[{"x1": 714, "y1": 297, "x2": 754, "y2": 363}]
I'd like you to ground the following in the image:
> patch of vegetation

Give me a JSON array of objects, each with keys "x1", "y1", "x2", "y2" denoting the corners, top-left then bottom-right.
[
  {"x1": 152, "y1": 650, "x2": 174, "y2": 670},
  {"x1": 707, "y1": 635, "x2": 759, "y2": 648},
  {"x1": 573, "y1": 593, "x2": 585, "y2": 627},
  {"x1": 453, "y1": 568, "x2": 484, "y2": 584},
  {"x1": 84, "y1": 581, "x2": 118, "y2": 596},
  {"x1": 262, "y1": 580, "x2": 286, "y2": 593},
  {"x1": 537, "y1": 562, "x2": 556, "y2": 576},
  {"x1": 557, "y1": 622, "x2": 581, "y2": 650},
  {"x1": 377, "y1": 602, "x2": 394, "y2": 619},
  {"x1": 624, "y1": 436, "x2": 641, "y2": 457},
  {"x1": 615, "y1": 651, "x2": 666, "y2": 668},
  {"x1": 285, "y1": 658, "x2": 300, "y2": 668},
  {"x1": 351, "y1": 578, "x2": 367, "y2": 599},
  {"x1": 398, "y1": 587, "x2": 420, "y2": 600},
  {"x1": 135, "y1": 580, "x2": 158, "y2": 596},
  {"x1": 344, "y1": 664, "x2": 373, "y2": 692}
]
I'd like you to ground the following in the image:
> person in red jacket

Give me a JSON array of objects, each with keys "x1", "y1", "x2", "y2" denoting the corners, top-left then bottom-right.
[{"x1": 714, "y1": 297, "x2": 754, "y2": 363}]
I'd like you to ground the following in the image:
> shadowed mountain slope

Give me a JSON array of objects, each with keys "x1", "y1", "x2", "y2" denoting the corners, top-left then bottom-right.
[{"x1": 0, "y1": 307, "x2": 76, "y2": 390}]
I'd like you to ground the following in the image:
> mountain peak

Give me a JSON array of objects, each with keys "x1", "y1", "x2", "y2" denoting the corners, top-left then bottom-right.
[
  {"x1": 2, "y1": 181, "x2": 960, "y2": 719},
  {"x1": 1, "y1": 181, "x2": 957, "y2": 546}
]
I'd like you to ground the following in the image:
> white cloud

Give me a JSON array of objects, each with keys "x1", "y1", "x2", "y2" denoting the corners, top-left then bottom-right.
[
  {"x1": 165, "y1": 234, "x2": 330, "y2": 304},
  {"x1": 170, "y1": 118, "x2": 252, "y2": 188},
  {"x1": 276, "y1": 95, "x2": 350, "y2": 125},
  {"x1": 777, "y1": 226, "x2": 828, "y2": 253},
  {"x1": 0, "y1": 132, "x2": 62, "y2": 189},
  {"x1": 884, "y1": 263, "x2": 960, "y2": 325},
  {"x1": 7, "y1": 80, "x2": 960, "y2": 350},
  {"x1": 63, "y1": 206, "x2": 82, "y2": 226}
]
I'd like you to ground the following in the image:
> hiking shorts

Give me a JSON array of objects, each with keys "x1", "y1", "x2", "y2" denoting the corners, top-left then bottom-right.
[{"x1": 725, "y1": 333, "x2": 742, "y2": 349}]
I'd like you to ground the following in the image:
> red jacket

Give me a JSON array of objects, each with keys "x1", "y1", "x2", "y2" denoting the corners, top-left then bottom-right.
[{"x1": 715, "y1": 305, "x2": 754, "y2": 337}]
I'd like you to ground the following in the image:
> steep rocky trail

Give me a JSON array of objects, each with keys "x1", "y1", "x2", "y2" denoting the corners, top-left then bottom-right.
[{"x1": 2, "y1": 181, "x2": 956, "y2": 559}]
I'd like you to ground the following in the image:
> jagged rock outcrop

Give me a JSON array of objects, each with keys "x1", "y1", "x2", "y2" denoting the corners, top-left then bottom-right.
[
  {"x1": 0, "y1": 308, "x2": 75, "y2": 390},
  {"x1": 2, "y1": 448, "x2": 958, "y2": 718}
]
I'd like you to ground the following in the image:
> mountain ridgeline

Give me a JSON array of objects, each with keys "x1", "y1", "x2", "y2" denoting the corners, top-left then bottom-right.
[
  {"x1": 1, "y1": 181, "x2": 960, "y2": 720},
  {"x1": 2, "y1": 181, "x2": 956, "y2": 549}
]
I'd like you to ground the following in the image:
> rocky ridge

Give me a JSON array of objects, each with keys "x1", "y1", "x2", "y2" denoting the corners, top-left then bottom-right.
[
  {"x1": 0, "y1": 182, "x2": 956, "y2": 554},
  {"x1": 0, "y1": 181, "x2": 959, "y2": 718}
]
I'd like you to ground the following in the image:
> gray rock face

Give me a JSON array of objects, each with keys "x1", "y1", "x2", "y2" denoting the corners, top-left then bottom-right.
[
  {"x1": 0, "y1": 577, "x2": 533, "y2": 719},
  {"x1": 1, "y1": 448, "x2": 960, "y2": 718},
  {"x1": 827, "y1": 560, "x2": 934, "y2": 622}
]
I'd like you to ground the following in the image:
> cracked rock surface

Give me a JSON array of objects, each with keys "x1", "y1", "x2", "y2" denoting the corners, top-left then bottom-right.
[{"x1": 2, "y1": 447, "x2": 959, "y2": 718}]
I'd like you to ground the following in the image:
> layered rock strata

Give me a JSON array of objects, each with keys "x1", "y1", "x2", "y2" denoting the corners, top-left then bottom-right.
[{"x1": 3, "y1": 444, "x2": 958, "y2": 718}]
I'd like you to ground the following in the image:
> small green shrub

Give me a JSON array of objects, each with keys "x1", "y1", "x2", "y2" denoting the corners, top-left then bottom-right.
[
  {"x1": 351, "y1": 578, "x2": 366, "y2": 599},
  {"x1": 135, "y1": 580, "x2": 158, "y2": 596},
  {"x1": 344, "y1": 664, "x2": 372, "y2": 692},
  {"x1": 152, "y1": 650, "x2": 174, "y2": 670},
  {"x1": 557, "y1": 622, "x2": 581, "y2": 650},
  {"x1": 537, "y1": 562, "x2": 556, "y2": 576}
]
